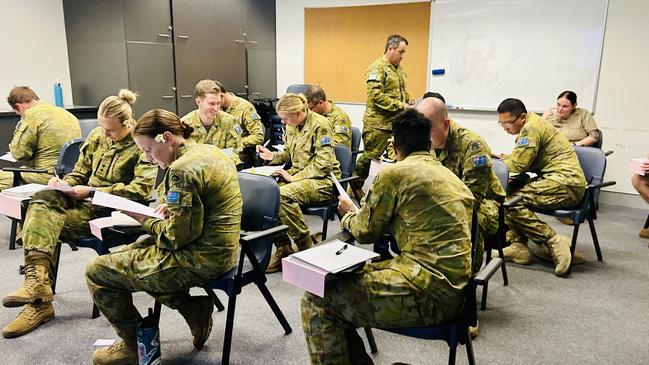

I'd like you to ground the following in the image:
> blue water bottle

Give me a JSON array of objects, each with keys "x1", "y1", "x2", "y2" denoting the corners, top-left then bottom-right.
[{"x1": 54, "y1": 83, "x2": 63, "y2": 107}]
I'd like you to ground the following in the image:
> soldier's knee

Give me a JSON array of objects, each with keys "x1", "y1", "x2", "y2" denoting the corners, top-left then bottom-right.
[{"x1": 85, "y1": 257, "x2": 104, "y2": 284}]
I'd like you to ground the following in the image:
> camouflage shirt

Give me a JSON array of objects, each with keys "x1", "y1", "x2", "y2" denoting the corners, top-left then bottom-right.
[
  {"x1": 181, "y1": 109, "x2": 243, "y2": 165},
  {"x1": 341, "y1": 151, "x2": 473, "y2": 320},
  {"x1": 435, "y1": 120, "x2": 505, "y2": 205},
  {"x1": 322, "y1": 101, "x2": 352, "y2": 148},
  {"x1": 270, "y1": 110, "x2": 341, "y2": 181},
  {"x1": 9, "y1": 101, "x2": 81, "y2": 172},
  {"x1": 505, "y1": 113, "x2": 586, "y2": 188},
  {"x1": 363, "y1": 55, "x2": 410, "y2": 131},
  {"x1": 63, "y1": 127, "x2": 156, "y2": 201},
  {"x1": 142, "y1": 141, "x2": 242, "y2": 274},
  {"x1": 222, "y1": 92, "x2": 264, "y2": 147}
]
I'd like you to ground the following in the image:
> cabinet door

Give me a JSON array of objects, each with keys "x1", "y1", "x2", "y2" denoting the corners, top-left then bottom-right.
[
  {"x1": 213, "y1": 45, "x2": 248, "y2": 98},
  {"x1": 175, "y1": 45, "x2": 214, "y2": 116},
  {"x1": 244, "y1": 0, "x2": 276, "y2": 50},
  {"x1": 247, "y1": 48, "x2": 276, "y2": 99},
  {"x1": 124, "y1": 0, "x2": 172, "y2": 43},
  {"x1": 172, "y1": 0, "x2": 212, "y2": 46},
  {"x1": 63, "y1": 0, "x2": 125, "y2": 43},
  {"x1": 126, "y1": 42, "x2": 176, "y2": 117},
  {"x1": 211, "y1": 0, "x2": 246, "y2": 48}
]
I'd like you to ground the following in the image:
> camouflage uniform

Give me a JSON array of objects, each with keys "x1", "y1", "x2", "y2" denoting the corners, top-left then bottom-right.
[
  {"x1": 222, "y1": 92, "x2": 265, "y2": 164},
  {"x1": 322, "y1": 101, "x2": 352, "y2": 148},
  {"x1": 270, "y1": 110, "x2": 340, "y2": 248},
  {"x1": 504, "y1": 113, "x2": 586, "y2": 246},
  {"x1": 351, "y1": 55, "x2": 410, "y2": 192},
  {"x1": 0, "y1": 101, "x2": 81, "y2": 190},
  {"x1": 546, "y1": 108, "x2": 600, "y2": 143},
  {"x1": 181, "y1": 109, "x2": 243, "y2": 166},
  {"x1": 434, "y1": 120, "x2": 506, "y2": 272},
  {"x1": 22, "y1": 127, "x2": 157, "y2": 257},
  {"x1": 301, "y1": 152, "x2": 474, "y2": 364},
  {"x1": 86, "y1": 142, "x2": 242, "y2": 343}
]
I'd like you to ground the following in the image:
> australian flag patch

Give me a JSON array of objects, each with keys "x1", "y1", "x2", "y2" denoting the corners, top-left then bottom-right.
[
  {"x1": 517, "y1": 137, "x2": 529, "y2": 146},
  {"x1": 473, "y1": 155, "x2": 488, "y2": 167},
  {"x1": 320, "y1": 136, "x2": 332, "y2": 146},
  {"x1": 166, "y1": 191, "x2": 180, "y2": 204}
]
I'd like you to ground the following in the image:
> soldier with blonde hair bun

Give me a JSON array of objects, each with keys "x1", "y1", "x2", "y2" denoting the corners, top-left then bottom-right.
[
  {"x1": 257, "y1": 93, "x2": 340, "y2": 273},
  {"x1": 1, "y1": 89, "x2": 157, "y2": 339}
]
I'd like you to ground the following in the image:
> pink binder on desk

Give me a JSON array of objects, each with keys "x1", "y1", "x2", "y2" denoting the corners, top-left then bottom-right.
[
  {"x1": 89, "y1": 217, "x2": 113, "y2": 241},
  {"x1": 0, "y1": 193, "x2": 28, "y2": 220},
  {"x1": 282, "y1": 256, "x2": 328, "y2": 298}
]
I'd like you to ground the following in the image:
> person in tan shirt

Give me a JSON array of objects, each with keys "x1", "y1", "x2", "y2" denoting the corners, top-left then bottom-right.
[{"x1": 542, "y1": 90, "x2": 601, "y2": 147}]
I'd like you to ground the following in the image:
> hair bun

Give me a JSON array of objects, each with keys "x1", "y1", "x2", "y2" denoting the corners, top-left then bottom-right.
[{"x1": 118, "y1": 89, "x2": 137, "y2": 105}]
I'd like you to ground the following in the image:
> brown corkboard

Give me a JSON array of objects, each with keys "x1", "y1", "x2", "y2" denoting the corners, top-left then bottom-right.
[{"x1": 304, "y1": 2, "x2": 430, "y2": 103}]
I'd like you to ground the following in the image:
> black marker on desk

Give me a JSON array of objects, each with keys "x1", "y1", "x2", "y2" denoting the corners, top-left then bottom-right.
[{"x1": 335, "y1": 244, "x2": 348, "y2": 255}]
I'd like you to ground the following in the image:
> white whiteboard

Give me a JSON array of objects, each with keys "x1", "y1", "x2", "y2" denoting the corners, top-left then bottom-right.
[{"x1": 427, "y1": 0, "x2": 608, "y2": 112}]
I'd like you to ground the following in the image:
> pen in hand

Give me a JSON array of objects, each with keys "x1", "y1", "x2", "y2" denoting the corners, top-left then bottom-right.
[{"x1": 335, "y1": 244, "x2": 348, "y2": 255}]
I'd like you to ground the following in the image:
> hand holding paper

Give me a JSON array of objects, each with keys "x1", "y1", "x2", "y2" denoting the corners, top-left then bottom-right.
[{"x1": 92, "y1": 191, "x2": 163, "y2": 219}]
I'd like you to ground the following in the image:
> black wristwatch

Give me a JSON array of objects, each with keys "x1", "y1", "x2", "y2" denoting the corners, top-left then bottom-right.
[{"x1": 89, "y1": 187, "x2": 97, "y2": 198}]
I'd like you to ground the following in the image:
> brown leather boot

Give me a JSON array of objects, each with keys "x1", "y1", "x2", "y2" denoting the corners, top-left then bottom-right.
[
  {"x1": 178, "y1": 295, "x2": 214, "y2": 350},
  {"x1": 92, "y1": 340, "x2": 138, "y2": 365},
  {"x1": 3, "y1": 251, "x2": 53, "y2": 308},
  {"x1": 2, "y1": 302, "x2": 54, "y2": 338},
  {"x1": 534, "y1": 245, "x2": 585, "y2": 265}
]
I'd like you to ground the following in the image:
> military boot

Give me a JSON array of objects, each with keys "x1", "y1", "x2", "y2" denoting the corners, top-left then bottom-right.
[
  {"x1": 2, "y1": 302, "x2": 54, "y2": 338},
  {"x1": 266, "y1": 245, "x2": 296, "y2": 273},
  {"x1": 534, "y1": 245, "x2": 585, "y2": 265},
  {"x1": 469, "y1": 320, "x2": 479, "y2": 339},
  {"x1": 92, "y1": 340, "x2": 138, "y2": 365},
  {"x1": 295, "y1": 235, "x2": 314, "y2": 252},
  {"x1": 492, "y1": 242, "x2": 532, "y2": 265},
  {"x1": 3, "y1": 252, "x2": 53, "y2": 308},
  {"x1": 639, "y1": 228, "x2": 649, "y2": 239},
  {"x1": 546, "y1": 235, "x2": 572, "y2": 277},
  {"x1": 178, "y1": 295, "x2": 214, "y2": 350}
]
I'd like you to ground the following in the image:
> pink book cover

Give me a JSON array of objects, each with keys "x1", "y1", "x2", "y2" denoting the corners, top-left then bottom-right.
[
  {"x1": 89, "y1": 217, "x2": 113, "y2": 241},
  {"x1": 629, "y1": 158, "x2": 648, "y2": 176},
  {"x1": 282, "y1": 256, "x2": 328, "y2": 298},
  {"x1": 0, "y1": 193, "x2": 28, "y2": 220}
]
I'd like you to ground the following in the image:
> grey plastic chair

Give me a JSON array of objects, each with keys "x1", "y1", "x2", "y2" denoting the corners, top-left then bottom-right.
[
  {"x1": 285, "y1": 84, "x2": 312, "y2": 95},
  {"x1": 78, "y1": 118, "x2": 99, "y2": 138}
]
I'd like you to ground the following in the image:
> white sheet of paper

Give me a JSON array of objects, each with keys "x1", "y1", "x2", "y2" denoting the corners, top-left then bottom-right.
[
  {"x1": 291, "y1": 239, "x2": 378, "y2": 274},
  {"x1": 272, "y1": 144, "x2": 285, "y2": 152},
  {"x1": 92, "y1": 191, "x2": 163, "y2": 219},
  {"x1": 111, "y1": 211, "x2": 141, "y2": 226},
  {"x1": 242, "y1": 164, "x2": 284, "y2": 176},
  {"x1": 1, "y1": 182, "x2": 72, "y2": 198},
  {"x1": 93, "y1": 339, "x2": 116, "y2": 346},
  {"x1": 330, "y1": 172, "x2": 358, "y2": 209},
  {"x1": 221, "y1": 147, "x2": 234, "y2": 157},
  {"x1": 0, "y1": 152, "x2": 16, "y2": 162}
]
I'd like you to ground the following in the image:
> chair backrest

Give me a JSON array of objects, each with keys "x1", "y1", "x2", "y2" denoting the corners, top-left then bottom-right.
[
  {"x1": 351, "y1": 127, "x2": 362, "y2": 152},
  {"x1": 592, "y1": 129, "x2": 603, "y2": 149},
  {"x1": 238, "y1": 172, "x2": 281, "y2": 269},
  {"x1": 78, "y1": 118, "x2": 99, "y2": 138},
  {"x1": 285, "y1": 84, "x2": 311, "y2": 95},
  {"x1": 491, "y1": 158, "x2": 509, "y2": 192},
  {"x1": 574, "y1": 146, "x2": 607, "y2": 206},
  {"x1": 55, "y1": 137, "x2": 85, "y2": 177},
  {"x1": 334, "y1": 144, "x2": 353, "y2": 180}
]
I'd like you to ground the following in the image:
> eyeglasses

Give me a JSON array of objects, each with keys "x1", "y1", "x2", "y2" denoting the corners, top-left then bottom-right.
[{"x1": 498, "y1": 114, "x2": 521, "y2": 127}]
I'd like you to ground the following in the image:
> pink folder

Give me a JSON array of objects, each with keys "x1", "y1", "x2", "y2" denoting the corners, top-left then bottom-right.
[
  {"x1": 629, "y1": 158, "x2": 648, "y2": 176},
  {"x1": 282, "y1": 256, "x2": 328, "y2": 298},
  {"x1": 0, "y1": 193, "x2": 28, "y2": 220},
  {"x1": 89, "y1": 217, "x2": 113, "y2": 240}
]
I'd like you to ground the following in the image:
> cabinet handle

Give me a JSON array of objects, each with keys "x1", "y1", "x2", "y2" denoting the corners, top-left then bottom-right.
[
  {"x1": 235, "y1": 39, "x2": 245, "y2": 44},
  {"x1": 248, "y1": 40, "x2": 259, "y2": 45},
  {"x1": 161, "y1": 95, "x2": 175, "y2": 99},
  {"x1": 177, "y1": 34, "x2": 190, "y2": 39},
  {"x1": 180, "y1": 94, "x2": 193, "y2": 98},
  {"x1": 251, "y1": 92, "x2": 261, "y2": 95},
  {"x1": 157, "y1": 33, "x2": 171, "y2": 38}
]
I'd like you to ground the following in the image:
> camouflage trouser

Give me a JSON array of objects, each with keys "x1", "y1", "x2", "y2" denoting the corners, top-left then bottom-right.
[
  {"x1": 22, "y1": 190, "x2": 112, "y2": 257},
  {"x1": 350, "y1": 127, "x2": 392, "y2": 190},
  {"x1": 0, "y1": 169, "x2": 53, "y2": 191},
  {"x1": 301, "y1": 267, "x2": 440, "y2": 365},
  {"x1": 474, "y1": 199, "x2": 500, "y2": 272},
  {"x1": 85, "y1": 239, "x2": 226, "y2": 342},
  {"x1": 277, "y1": 178, "x2": 332, "y2": 247},
  {"x1": 505, "y1": 178, "x2": 584, "y2": 246}
]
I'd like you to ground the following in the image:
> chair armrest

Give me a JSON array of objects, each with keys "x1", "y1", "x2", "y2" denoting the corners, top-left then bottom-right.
[
  {"x1": 588, "y1": 181, "x2": 616, "y2": 190},
  {"x1": 240, "y1": 224, "x2": 289, "y2": 243},
  {"x1": 351, "y1": 149, "x2": 364, "y2": 157},
  {"x1": 338, "y1": 176, "x2": 359, "y2": 185},
  {"x1": 503, "y1": 195, "x2": 523, "y2": 208},
  {"x1": 474, "y1": 258, "x2": 504, "y2": 285},
  {"x1": 604, "y1": 150, "x2": 614, "y2": 156},
  {"x1": 2, "y1": 167, "x2": 48, "y2": 174},
  {"x1": 107, "y1": 225, "x2": 146, "y2": 235}
]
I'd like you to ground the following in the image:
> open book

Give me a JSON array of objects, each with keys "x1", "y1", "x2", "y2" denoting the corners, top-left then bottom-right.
[
  {"x1": 91, "y1": 191, "x2": 163, "y2": 219},
  {"x1": 1, "y1": 182, "x2": 73, "y2": 198}
]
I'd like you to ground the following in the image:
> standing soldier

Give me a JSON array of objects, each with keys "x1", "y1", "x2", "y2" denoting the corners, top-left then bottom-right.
[
  {"x1": 1, "y1": 86, "x2": 81, "y2": 190},
  {"x1": 301, "y1": 109, "x2": 473, "y2": 364},
  {"x1": 1, "y1": 90, "x2": 157, "y2": 338},
  {"x1": 87, "y1": 109, "x2": 242, "y2": 364},
  {"x1": 256, "y1": 93, "x2": 340, "y2": 273},
  {"x1": 303, "y1": 84, "x2": 352, "y2": 148},
  {"x1": 214, "y1": 80, "x2": 265, "y2": 166},
  {"x1": 181, "y1": 80, "x2": 243, "y2": 166},
  {"x1": 494, "y1": 98, "x2": 586, "y2": 277},
  {"x1": 349, "y1": 34, "x2": 412, "y2": 201}
]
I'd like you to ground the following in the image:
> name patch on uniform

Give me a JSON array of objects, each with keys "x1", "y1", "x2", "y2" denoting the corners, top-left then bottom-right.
[
  {"x1": 166, "y1": 191, "x2": 180, "y2": 204},
  {"x1": 473, "y1": 155, "x2": 488, "y2": 167},
  {"x1": 517, "y1": 137, "x2": 529, "y2": 146},
  {"x1": 320, "y1": 136, "x2": 332, "y2": 146},
  {"x1": 367, "y1": 73, "x2": 379, "y2": 81},
  {"x1": 235, "y1": 125, "x2": 243, "y2": 134}
]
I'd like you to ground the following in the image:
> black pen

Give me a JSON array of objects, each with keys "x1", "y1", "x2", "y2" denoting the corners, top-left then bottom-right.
[{"x1": 335, "y1": 244, "x2": 348, "y2": 255}]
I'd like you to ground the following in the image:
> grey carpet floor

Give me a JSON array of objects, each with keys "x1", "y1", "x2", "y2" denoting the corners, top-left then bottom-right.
[{"x1": 0, "y1": 204, "x2": 648, "y2": 365}]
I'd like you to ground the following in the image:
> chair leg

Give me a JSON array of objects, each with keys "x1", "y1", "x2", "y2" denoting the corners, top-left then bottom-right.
[
  {"x1": 587, "y1": 217, "x2": 603, "y2": 261},
  {"x1": 448, "y1": 344, "x2": 457, "y2": 365},
  {"x1": 51, "y1": 244, "x2": 62, "y2": 294},
  {"x1": 221, "y1": 295, "x2": 238, "y2": 365},
  {"x1": 205, "y1": 288, "x2": 226, "y2": 312},
  {"x1": 91, "y1": 303, "x2": 101, "y2": 319},
  {"x1": 363, "y1": 327, "x2": 378, "y2": 354},
  {"x1": 480, "y1": 282, "x2": 489, "y2": 311},
  {"x1": 497, "y1": 244, "x2": 509, "y2": 286},
  {"x1": 321, "y1": 214, "x2": 329, "y2": 241},
  {"x1": 465, "y1": 329, "x2": 476, "y2": 365},
  {"x1": 9, "y1": 220, "x2": 17, "y2": 250},
  {"x1": 644, "y1": 213, "x2": 649, "y2": 229},
  {"x1": 255, "y1": 280, "x2": 292, "y2": 334}
]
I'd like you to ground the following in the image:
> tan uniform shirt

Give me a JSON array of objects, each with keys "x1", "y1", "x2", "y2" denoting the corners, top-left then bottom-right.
[{"x1": 546, "y1": 107, "x2": 599, "y2": 142}]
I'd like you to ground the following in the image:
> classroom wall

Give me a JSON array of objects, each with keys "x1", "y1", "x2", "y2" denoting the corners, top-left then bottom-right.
[
  {"x1": 276, "y1": 0, "x2": 649, "y2": 206},
  {"x1": 0, "y1": 0, "x2": 73, "y2": 108}
]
